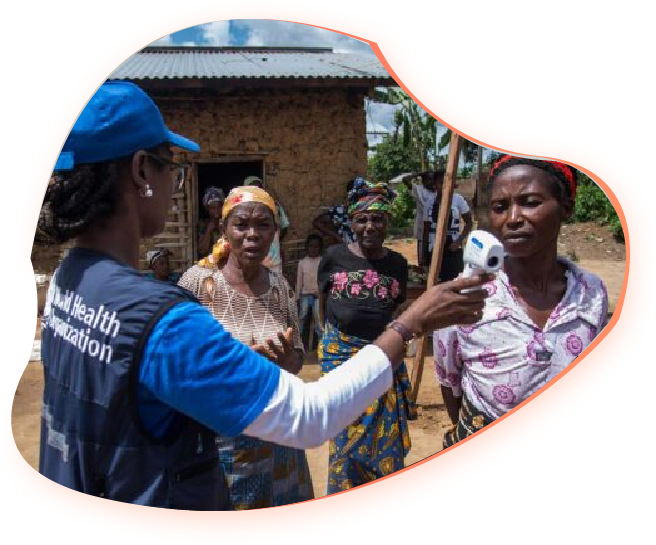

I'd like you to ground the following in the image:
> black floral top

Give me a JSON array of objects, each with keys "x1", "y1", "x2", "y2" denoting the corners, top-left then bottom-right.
[{"x1": 318, "y1": 244, "x2": 408, "y2": 341}]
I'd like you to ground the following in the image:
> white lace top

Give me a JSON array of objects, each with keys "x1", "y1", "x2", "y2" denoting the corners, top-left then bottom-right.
[{"x1": 178, "y1": 266, "x2": 303, "y2": 351}]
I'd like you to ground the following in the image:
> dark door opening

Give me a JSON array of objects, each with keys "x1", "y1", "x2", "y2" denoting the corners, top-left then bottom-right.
[
  {"x1": 195, "y1": 160, "x2": 263, "y2": 257},
  {"x1": 197, "y1": 161, "x2": 263, "y2": 202}
]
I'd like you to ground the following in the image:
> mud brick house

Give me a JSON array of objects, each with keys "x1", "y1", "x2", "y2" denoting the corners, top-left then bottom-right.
[
  {"x1": 105, "y1": 45, "x2": 393, "y2": 278},
  {"x1": 32, "y1": 45, "x2": 395, "y2": 278}
]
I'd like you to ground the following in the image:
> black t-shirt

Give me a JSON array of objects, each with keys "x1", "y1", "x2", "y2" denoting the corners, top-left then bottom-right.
[{"x1": 318, "y1": 244, "x2": 408, "y2": 341}]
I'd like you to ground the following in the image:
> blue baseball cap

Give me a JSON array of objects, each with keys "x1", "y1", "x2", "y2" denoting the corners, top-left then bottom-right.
[{"x1": 54, "y1": 81, "x2": 199, "y2": 171}]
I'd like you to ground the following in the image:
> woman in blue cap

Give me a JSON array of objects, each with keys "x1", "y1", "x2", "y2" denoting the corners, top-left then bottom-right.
[{"x1": 37, "y1": 81, "x2": 492, "y2": 509}]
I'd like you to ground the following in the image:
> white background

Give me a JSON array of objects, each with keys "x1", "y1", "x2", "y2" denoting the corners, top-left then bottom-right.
[{"x1": 2, "y1": 1, "x2": 653, "y2": 543}]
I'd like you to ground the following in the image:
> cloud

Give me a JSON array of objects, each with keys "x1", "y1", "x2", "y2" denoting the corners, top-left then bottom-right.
[
  {"x1": 365, "y1": 101, "x2": 397, "y2": 152},
  {"x1": 198, "y1": 21, "x2": 232, "y2": 45},
  {"x1": 232, "y1": 20, "x2": 374, "y2": 54},
  {"x1": 149, "y1": 20, "x2": 377, "y2": 54},
  {"x1": 366, "y1": 102, "x2": 396, "y2": 133}
]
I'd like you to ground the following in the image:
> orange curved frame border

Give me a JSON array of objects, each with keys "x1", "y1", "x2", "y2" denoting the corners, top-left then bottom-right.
[{"x1": 0, "y1": 0, "x2": 655, "y2": 543}]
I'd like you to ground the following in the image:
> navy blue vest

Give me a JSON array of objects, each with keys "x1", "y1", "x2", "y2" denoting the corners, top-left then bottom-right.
[{"x1": 39, "y1": 248, "x2": 231, "y2": 510}]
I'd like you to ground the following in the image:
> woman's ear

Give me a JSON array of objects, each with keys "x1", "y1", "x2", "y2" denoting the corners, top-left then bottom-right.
[{"x1": 130, "y1": 150, "x2": 149, "y2": 194}]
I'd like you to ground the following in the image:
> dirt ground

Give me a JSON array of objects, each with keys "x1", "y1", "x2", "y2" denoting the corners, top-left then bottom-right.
[
  {"x1": 14, "y1": 224, "x2": 626, "y2": 498},
  {"x1": 557, "y1": 222, "x2": 625, "y2": 262}
]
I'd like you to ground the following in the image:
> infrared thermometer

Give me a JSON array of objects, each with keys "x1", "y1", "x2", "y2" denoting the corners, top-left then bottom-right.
[{"x1": 461, "y1": 230, "x2": 504, "y2": 287}]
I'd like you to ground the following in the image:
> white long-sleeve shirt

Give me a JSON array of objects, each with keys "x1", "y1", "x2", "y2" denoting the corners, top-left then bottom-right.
[
  {"x1": 245, "y1": 344, "x2": 392, "y2": 448},
  {"x1": 138, "y1": 301, "x2": 394, "y2": 448}
]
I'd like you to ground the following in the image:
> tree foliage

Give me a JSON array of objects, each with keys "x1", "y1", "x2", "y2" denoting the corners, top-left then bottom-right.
[
  {"x1": 371, "y1": 87, "x2": 439, "y2": 171},
  {"x1": 368, "y1": 87, "x2": 439, "y2": 231},
  {"x1": 570, "y1": 173, "x2": 624, "y2": 241},
  {"x1": 366, "y1": 136, "x2": 420, "y2": 232},
  {"x1": 369, "y1": 89, "x2": 625, "y2": 242},
  {"x1": 389, "y1": 183, "x2": 415, "y2": 233},
  {"x1": 368, "y1": 136, "x2": 421, "y2": 183}
]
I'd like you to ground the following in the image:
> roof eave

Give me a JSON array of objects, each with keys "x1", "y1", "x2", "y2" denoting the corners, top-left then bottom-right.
[{"x1": 116, "y1": 76, "x2": 397, "y2": 90}]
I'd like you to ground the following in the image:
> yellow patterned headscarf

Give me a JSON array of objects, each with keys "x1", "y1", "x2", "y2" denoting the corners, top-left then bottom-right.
[{"x1": 198, "y1": 186, "x2": 278, "y2": 268}]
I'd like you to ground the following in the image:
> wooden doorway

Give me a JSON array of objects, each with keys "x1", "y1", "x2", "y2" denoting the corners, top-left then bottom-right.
[{"x1": 192, "y1": 158, "x2": 264, "y2": 259}]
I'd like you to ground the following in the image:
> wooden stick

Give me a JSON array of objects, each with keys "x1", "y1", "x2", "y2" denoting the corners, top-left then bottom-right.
[{"x1": 410, "y1": 131, "x2": 462, "y2": 403}]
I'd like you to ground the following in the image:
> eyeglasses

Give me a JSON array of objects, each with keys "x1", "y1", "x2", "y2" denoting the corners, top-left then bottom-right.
[{"x1": 146, "y1": 153, "x2": 190, "y2": 193}]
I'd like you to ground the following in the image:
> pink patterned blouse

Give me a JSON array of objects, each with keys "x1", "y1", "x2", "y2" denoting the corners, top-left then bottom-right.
[{"x1": 432, "y1": 259, "x2": 608, "y2": 420}]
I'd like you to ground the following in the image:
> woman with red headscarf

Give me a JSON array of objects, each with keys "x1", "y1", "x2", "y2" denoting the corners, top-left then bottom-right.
[{"x1": 433, "y1": 156, "x2": 609, "y2": 447}]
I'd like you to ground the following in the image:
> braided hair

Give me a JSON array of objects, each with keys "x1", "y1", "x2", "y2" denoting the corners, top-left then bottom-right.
[
  {"x1": 37, "y1": 146, "x2": 166, "y2": 244},
  {"x1": 487, "y1": 156, "x2": 578, "y2": 210}
]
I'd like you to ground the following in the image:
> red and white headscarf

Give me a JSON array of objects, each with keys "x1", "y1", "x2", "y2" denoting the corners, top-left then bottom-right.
[{"x1": 488, "y1": 155, "x2": 578, "y2": 202}]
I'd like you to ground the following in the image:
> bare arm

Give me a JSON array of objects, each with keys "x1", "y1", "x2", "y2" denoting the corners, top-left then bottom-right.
[
  {"x1": 458, "y1": 212, "x2": 474, "y2": 246},
  {"x1": 318, "y1": 290, "x2": 326, "y2": 332},
  {"x1": 295, "y1": 262, "x2": 303, "y2": 302},
  {"x1": 402, "y1": 172, "x2": 424, "y2": 191},
  {"x1": 441, "y1": 385, "x2": 462, "y2": 425},
  {"x1": 451, "y1": 197, "x2": 473, "y2": 251},
  {"x1": 199, "y1": 219, "x2": 220, "y2": 257}
]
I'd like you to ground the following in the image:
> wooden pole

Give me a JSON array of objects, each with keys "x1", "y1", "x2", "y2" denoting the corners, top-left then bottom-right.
[
  {"x1": 474, "y1": 144, "x2": 490, "y2": 230},
  {"x1": 409, "y1": 131, "x2": 462, "y2": 403}
]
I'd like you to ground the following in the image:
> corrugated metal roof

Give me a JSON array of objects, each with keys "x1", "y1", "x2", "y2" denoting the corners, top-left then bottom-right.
[{"x1": 109, "y1": 46, "x2": 393, "y2": 81}]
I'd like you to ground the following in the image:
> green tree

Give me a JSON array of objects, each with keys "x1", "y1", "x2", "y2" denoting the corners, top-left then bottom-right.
[
  {"x1": 570, "y1": 173, "x2": 624, "y2": 241},
  {"x1": 389, "y1": 183, "x2": 415, "y2": 233},
  {"x1": 368, "y1": 136, "x2": 421, "y2": 183},
  {"x1": 371, "y1": 87, "x2": 438, "y2": 170},
  {"x1": 367, "y1": 136, "x2": 420, "y2": 231}
]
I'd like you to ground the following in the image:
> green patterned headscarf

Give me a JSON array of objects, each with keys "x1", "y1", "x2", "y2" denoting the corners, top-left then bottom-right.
[{"x1": 347, "y1": 177, "x2": 397, "y2": 215}]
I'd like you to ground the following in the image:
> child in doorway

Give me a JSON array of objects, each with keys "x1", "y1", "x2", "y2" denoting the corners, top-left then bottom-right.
[
  {"x1": 296, "y1": 234, "x2": 323, "y2": 347},
  {"x1": 145, "y1": 248, "x2": 181, "y2": 284}
]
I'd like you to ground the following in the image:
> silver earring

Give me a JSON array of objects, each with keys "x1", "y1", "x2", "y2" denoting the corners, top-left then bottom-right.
[{"x1": 140, "y1": 185, "x2": 153, "y2": 198}]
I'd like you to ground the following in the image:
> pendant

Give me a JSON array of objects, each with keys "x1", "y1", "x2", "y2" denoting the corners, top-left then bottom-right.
[{"x1": 534, "y1": 350, "x2": 552, "y2": 362}]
